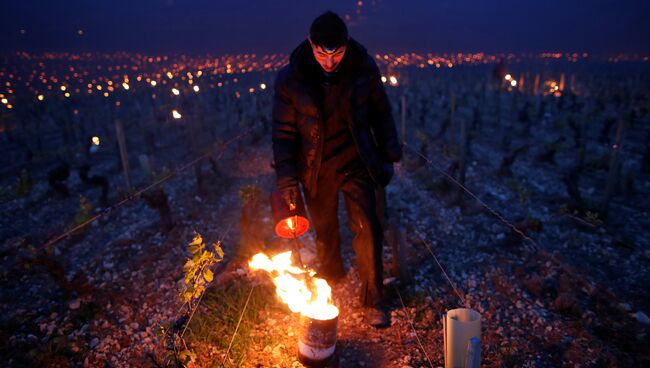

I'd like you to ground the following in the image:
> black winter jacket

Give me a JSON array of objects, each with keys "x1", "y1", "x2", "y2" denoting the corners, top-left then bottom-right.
[{"x1": 272, "y1": 38, "x2": 401, "y2": 196}]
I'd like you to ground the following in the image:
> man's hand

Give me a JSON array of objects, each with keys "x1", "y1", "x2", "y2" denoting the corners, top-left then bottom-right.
[{"x1": 280, "y1": 186, "x2": 299, "y2": 211}]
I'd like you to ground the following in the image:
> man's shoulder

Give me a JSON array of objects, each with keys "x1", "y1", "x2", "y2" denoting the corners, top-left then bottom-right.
[
  {"x1": 348, "y1": 39, "x2": 380, "y2": 77},
  {"x1": 360, "y1": 53, "x2": 380, "y2": 77},
  {"x1": 276, "y1": 64, "x2": 296, "y2": 84}
]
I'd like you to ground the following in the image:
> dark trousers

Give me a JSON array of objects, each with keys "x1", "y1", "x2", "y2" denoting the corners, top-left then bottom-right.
[{"x1": 305, "y1": 171, "x2": 384, "y2": 307}]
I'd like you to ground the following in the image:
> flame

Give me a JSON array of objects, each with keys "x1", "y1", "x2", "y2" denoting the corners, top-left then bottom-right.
[
  {"x1": 286, "y1": 217, "x2": 295, "y2": 231},
  {"x1": 249, "y1": 251, "x2": 339, "y2": 320}
]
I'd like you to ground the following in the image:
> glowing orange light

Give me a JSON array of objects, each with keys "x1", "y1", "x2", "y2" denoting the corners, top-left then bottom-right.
[{"x1": 249, "y1": 251, "x2": 339, "y2": 320}]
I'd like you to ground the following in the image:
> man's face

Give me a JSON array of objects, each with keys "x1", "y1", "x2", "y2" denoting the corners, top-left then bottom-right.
[{"x1": 309, "y1": 39, "x2": 347, "y2": 73}]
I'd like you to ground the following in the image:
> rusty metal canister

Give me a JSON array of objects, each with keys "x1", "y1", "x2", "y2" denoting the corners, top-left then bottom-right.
[{"x1": 298, "y1": 314, "x2": 338, "y2": 367}]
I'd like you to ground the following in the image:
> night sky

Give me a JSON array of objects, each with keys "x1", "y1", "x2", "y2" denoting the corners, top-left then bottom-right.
[{"x1": 1, "y1": 0, "x2": 648, "y2": 55}]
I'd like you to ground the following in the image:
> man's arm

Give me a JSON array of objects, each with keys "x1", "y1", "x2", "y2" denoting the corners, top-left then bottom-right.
[
  {"x1": 272, "y1": 69, "x2": 301, "y2": 196},
  {"x1": 366, "y1": 58, "x2": 402, "y2": 163}
]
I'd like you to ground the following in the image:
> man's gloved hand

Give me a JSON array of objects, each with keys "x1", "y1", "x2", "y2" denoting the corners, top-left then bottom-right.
[{"x1": 280, "y1": 186, "x2": 299, "y2": 211}]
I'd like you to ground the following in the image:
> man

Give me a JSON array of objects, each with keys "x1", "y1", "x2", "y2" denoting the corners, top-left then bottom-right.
[{"x1": 271, "y1": 11, "x2": 401, "y2": 327}]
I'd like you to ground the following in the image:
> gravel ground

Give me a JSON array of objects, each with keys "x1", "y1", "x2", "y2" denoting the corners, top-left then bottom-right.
[{"x1": 1, "y1": 65, "x2": 649, "y2": 367}]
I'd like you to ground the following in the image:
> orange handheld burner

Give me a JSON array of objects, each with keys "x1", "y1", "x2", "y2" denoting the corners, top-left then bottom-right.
[{"x1": 271, "y1": 190, "x2": 310, "y2": 239}]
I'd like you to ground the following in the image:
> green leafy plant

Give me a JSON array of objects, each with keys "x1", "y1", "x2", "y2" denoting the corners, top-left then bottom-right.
[
  {"x1": 67, "y1": 195, "x2": 93, "y2": 232},
  {"x1": 153, "y1": 166, "x2": 172, "y2": 183},
  {"x1": 238, "y1": 185, "x2": 261, "y2": 205},
  {"x1": 507, "y1": 178, "x2": 530, "y2": 204},
  {"x1": 14, "y1": 169, "x2": 34, "y2": 197},
  {"x1": 159, "y1": 233, "x2": 223, "y2": 366},
  {"x1": 584, "y1": 211, "x2": 603, "y2": 227},
  {"x1": 179, "y1": 233, "x2": 224, "y2": 303}
]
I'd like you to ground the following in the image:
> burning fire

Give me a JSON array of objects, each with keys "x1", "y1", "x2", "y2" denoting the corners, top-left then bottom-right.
[{"x1": 249, "y1": 251, "x2": 339, "y2": 321}]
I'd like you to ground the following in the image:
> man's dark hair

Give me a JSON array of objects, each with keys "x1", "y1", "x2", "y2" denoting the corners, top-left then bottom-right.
[{"x1": 309, "y1": 11, "x2": 348, "y2": 49}]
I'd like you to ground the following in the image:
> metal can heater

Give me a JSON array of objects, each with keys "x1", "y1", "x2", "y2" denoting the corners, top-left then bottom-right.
[
  {"x1": 271, "y1": 190, "x2": 310, "y2": 239},
  {"x1": 298, "y1": 313, "x2": 338, "y2": 367}
]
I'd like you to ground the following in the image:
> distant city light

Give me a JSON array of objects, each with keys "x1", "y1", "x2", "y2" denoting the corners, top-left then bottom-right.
[
  {"x1": 122, "y1": 82, "x2": 130, "y2": 90},
  {"x1": 193, "y1": 85, "x2": 200, "y2": 92},
  {"x1": 91, "y1": 136, "x2": 100, "y2": 146},
  {"x1": 389, "y1": 76, "x2": 398, "y2": 85},
  {"x1": 260, "y1": 83, "x2": 267, "y2": 90},
  {"x1": 172, "y1": 110, "x2": 182, "y2": 119},
  {"x1": 150, "y1": 80, "x2": 157, "y2": 86},
  {"x1": 510, "y1": 80, "x2": 517, "y2": 87},
  {"x1": 381, "y1": 76, "x2": 387, "y2": 83},
  {"x1": 171, "y1": 88, "x2": 180, "y2": 95},
  {"x1": 37, "y1": 95, "x2": 44, "y2": 101},
  {"x1": 1, "y1": 98, "x2": 7, "y2": 104},
  {"x1": 505, "y1": 74, "x2": 512, "y2": 81}
]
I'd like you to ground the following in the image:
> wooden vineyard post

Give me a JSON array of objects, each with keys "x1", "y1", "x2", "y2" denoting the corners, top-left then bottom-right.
[
  {"x1": 455, "y1": 116, "x2": 468, "y2": 205},
  {"x1": 377, "y1": 189, "x2": 410, "y2": 284},
  {"x1": 450, "y1": 89, "x2": 456, "y2": 132},
  {"x1": 114, "y1": 118, "x2": 132, "y2": 192},
  {"x1": 401, "y1": 94, "x2": 407, "y2": 146},
  {"x1": 602, "y1": 118, "x2": 625, "y2": 216}
]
